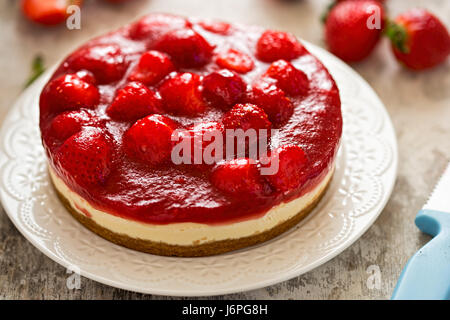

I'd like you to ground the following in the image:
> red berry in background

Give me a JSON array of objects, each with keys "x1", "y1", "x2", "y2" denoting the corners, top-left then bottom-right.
[
  {"x1": 256, "y1": 30, "x2": 306, "y2": 62},
  {"x1": 40, "y1": 74, "x2": 100, "y2": 115},
  {"x1": 262, "y1": 145, "x2": 307, "y2": 192},
  {"x1": 55, "y1": 127, "x2": 113, "y2": 187},
  {"x1": 325, "y1": 0, "x2": 385, "y2": 62},
  {"x1": 153, "y1": 28, "x2": 214, "y2": 68},
  {"x1": 211, "y1": 158, "x2": 268, "y2": 196},
  {"x1": 65, "y1": 44, "x2": 127, "y2": 84},
  {"x1": 199, "y1": 20, "x2": 232, "y2": 35},
  {"x1": 128, "y1": 50, "x2": 175, "y2": 86},
  {"x1": 124, "y1": 114, "x2": 176, "y2": 165},
  {"x1": 202, "y1": 69, "x2": 247, "y2": 109},
  {"x1": 386, "y1": 9, "x2": 450, "y2": 71},
  {"x1": 159, "y1": 72, "x2": 207, "y2": 116},
  {"x1": 21, "y1": 0, "x2": 83, "y2": 26},
  {"x1": 264, "y1": 59, "x2": 309, "y2": 96},
  {"x1": 129, "y1": 13, "x2": 191, "y2": 43},
  {"x1": 49, "y1": 109, "x2": 95, "y2": 142},
  {"x1": 222, "y1": 103, "x2": 271, "y2": 133},
  {"x1": 107, "y1": 82, "x2": 162, "y2": 121},
  {"x1": 248, "y1": 79, "x2": 294, "y2": 126},
  {"x1": 216, "y1": 49, "x2": 254, "y2": 74}
]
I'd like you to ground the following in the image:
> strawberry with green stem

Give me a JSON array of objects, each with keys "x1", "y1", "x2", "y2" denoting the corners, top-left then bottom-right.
[{"x1": 385, "y1": 8, "x2": 450, "y2": 71}]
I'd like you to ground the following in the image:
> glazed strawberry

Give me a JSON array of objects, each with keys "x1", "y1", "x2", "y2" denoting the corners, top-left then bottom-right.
[
  {"x1": 106, "y1": 82, "x2": 162, "y2": 121},
  {"x1": 153, "y1": 28, "x2": 214, "y2": 68},
  {"x1": 248, "y1": 79, "x2": 294, "y2": 125},
  {"x1": 124, "y1": 114, "x2": 175, "y2": 165},
  {"x1": 222, "y1": 103, "x2": 272, "y2": 157},
  {"x1": 128, "y1": 50, "x2": 175, "y2": 86},
  {"x1": 325, "y1": 0, "x2": 385, "y2": 62},
  {"x1": 65, "y1": 44, "x2": 127, "y2": 84},
  {"x1": 56, "y1": 127, "x2": 112, "y2": 187},
  {"x1": 40, "y1": 74, "x2": 100, "y2": 115},
  {"x1": 256, "y1": 30, "x2": 305, "y2": 62},
  {"x1": 187, "y1": 121, "x2": 225, "y2": 165},
  {"x1": 21, "y1": 0, "x2": 83, "y2": 26},
  {"x1": 211, "y1": 158, "x2": 268, "y2": 196},
  {"x1": 74, "y1": 70, "x2": 96, "y2": 85},
  {"x1": 159, "y1": 72, "x2": 207, "y2": 116},
  {"x1": 49, "y1": 109, "x2": 95, "y2": 142},
  {"x1": 216, "y1": 49, "x2": 254, "y2": 74},
  {"x1": 262, "y1": 145, "x2": 307, "y2": 192},
  {"x1": 202, "y1": 69, "x2": 247, "y2": 109},
  {"x1": 386, "y1": 9, "x2": 450, "y2": 71},
  {"x1": 129, "y1": 13, "x2": 191, "y2": 42},
  {"x1": 222, "y1": 103, "x2": 271, "y2": 133},
  {"x1": 199, "y1": 20, "x2": 232, "y2": 35},
  {"x1": 264, "y1": 59, "x2": 309, "y2": 96}
]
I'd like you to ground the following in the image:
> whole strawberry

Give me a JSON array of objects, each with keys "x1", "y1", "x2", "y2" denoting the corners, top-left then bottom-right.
[
  {"x1": 21, "y1": 0, "x2": 83, "y2": 26},
  {"x1": 55, "y1": 127, "x2": 113, "y2": 188},
  {"x1": 386, "y1": 9, "x2": 450, "y2": 71},
  {"x1": 325, "y1": 0, "x2": 385, "y2": 62}
]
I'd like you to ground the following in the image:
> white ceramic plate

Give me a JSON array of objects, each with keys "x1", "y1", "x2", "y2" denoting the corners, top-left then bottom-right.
[{"x1": 0, "y1": 42, "x2": 397, "y2": 296}]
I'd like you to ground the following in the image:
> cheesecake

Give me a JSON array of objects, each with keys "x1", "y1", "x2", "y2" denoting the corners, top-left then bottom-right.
[{"x1": 39, "y1": 14, "x2": 342, "y2": 256}]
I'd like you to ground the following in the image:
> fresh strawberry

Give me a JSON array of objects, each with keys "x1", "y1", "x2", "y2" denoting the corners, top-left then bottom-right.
[
  {"x1": 106, "y1": 82, "x2": 162, "y2": 121},
  {"x1": 262, "y1": 145, "x2": 307, "y2": 192},
  {"x1": 128, "y1": 13, "x2": 191, "y2": 42},
  {"x1": 49, "y1": 109, "x2": 95, "y2": 142},
  {"x1": 40, "y1": 74, "x2": 100, "y2": 115},
  {"x1": 247, "y1": 79, "x2": 294, "y2": 125},
  {"x1": 202, "y1": 69, "x2": 247, "y2": 109},
  {"x1": 211, "y1": 158, "x2": 268, "y2": 196},
  {"x1": 222, "y1": 103, "x2": 271, "y2": 132},
  {"x1": 65, "y1": 44, "x2": 127, "y2": 84},
  {"x1": 256, "y1": 30, "x2": 305, "y2": 62},
  {"x1": 185, "y1": 121, "x2": 224, "y2": 165},
  {"x1": 128, "y1": 50, "x2": 175, "y2": 86},
  {"x1": 21, "y1": 0, "x2": 83, "y2": 26},
  {"x1": 158, "y1": 72, "x2": 207, "y2": 115},
  {"x1": 153, "y1": 28, "x2": 214, "y2": 68},
  {"x1": 325, "y1": 0, "x2": 385, "y2": 62},
  {"x1": 56, "y1": 127, "x2": 112, "y2": 187},
  {"x1": 124, "y1": 114, "x2": 175, "y2": 165},
  {"x1": 264, "y1": 59, "x2": 309, "y2": 96},
  {"x1": 199, "y1": 20, "x2": 232, "y2": 35},
  {"x1": 386, "y1": 9, "x2": 450, "y2": 70},
  {"x1": 215, "y1": 49, "x2": 254, "y2": 74}
]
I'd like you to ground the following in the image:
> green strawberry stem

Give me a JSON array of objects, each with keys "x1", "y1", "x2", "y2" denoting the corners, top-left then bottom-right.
[
  {"x1": 384, "y1": 19, "x2": 409, "y2": 54},
  {"x1": 25, "y1": 55, "x2": 45, "y2": 88}
]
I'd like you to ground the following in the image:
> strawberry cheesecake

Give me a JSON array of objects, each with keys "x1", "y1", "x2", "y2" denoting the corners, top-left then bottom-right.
[{"x1": 39, "y1": 14, "x2": 342, "y2": 256}]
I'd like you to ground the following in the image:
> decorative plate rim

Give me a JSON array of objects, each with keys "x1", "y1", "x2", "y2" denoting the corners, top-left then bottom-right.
[{"x1": 0, "y1": 41, "x2": 398, "y2": 296}]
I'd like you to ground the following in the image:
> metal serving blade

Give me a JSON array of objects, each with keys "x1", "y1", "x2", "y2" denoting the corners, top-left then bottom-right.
[{"x1": 423, "y1": 162, "x2": 450, "y2": 213}]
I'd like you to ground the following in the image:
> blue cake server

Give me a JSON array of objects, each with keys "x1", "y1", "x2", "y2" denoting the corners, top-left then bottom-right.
[{"x1": 392, "y1": 162, "x2": 450, "y2": 300}]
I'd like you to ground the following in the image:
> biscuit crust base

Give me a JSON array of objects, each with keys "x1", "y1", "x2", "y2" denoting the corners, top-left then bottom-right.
[{"x1": 54, "y1": 177, "x2": 331, "y2": 257}]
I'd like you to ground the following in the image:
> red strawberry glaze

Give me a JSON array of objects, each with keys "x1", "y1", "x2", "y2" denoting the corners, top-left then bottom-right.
[{"x1": 39, "y1": 15, "x2": 342, "y2": 225}]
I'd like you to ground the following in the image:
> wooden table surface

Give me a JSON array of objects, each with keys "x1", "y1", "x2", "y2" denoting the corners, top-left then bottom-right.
[{"x1": 1, "y1": 0, "x2": 449, "y2": 300}]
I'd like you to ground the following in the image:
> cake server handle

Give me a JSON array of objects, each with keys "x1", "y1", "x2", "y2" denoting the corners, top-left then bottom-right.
[{"x1": 391, "y1": 210, "x2": 450, "y2": 300}]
